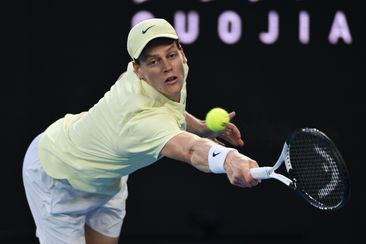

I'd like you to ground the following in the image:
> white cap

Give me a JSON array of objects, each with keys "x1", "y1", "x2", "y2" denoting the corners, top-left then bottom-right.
[{"x1": 127, "y1": 18, "x2": 179, "y2": 60}]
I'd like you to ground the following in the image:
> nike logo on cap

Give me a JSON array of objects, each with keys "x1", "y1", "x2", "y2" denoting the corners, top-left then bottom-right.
[{"x1": 142, "y1": 25, "x2": 155, "y2": 34}]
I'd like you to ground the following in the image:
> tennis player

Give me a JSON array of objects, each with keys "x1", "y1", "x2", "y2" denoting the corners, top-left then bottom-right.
[{"x1": 22, "y1": 18, "x2": 260, "y2": 244}]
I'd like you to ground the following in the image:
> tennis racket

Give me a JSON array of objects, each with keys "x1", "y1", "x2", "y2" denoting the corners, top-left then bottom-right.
[{"x1": 250, "y1": 128, "x2": 350, "y2": 211}]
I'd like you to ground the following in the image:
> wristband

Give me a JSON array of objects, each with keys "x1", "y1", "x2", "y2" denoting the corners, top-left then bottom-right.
[{"x1": 208, "y1": 145, "x2": 238, "y2": 174}]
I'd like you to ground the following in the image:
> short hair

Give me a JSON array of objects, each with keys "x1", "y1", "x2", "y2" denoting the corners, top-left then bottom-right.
[{"x1": 133, "y1": 38, "x2": 181, "y2": 64}]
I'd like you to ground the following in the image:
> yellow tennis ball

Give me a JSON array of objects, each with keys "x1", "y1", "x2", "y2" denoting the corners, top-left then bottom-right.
[{"x1": 205, "y1": 107, "x2": 230, "y2": 132}]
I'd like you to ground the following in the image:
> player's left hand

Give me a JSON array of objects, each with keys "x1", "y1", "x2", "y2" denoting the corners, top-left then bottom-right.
[{"x1": 210, "y1": 111, "x2": 245, "y2": 147}]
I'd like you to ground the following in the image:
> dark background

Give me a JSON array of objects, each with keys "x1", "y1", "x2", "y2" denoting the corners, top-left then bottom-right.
[{"x1": 3, "y1": 0, "x2": 364, "y2": 243}]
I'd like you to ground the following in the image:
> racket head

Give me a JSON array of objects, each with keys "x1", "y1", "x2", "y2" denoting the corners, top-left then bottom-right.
[{"x1": 285, "y1": 128, "x2": 350, "y2": 211}]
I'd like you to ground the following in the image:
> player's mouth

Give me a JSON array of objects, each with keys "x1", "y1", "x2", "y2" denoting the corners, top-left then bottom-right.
[{"x1": 165, "y1": 76, "x2": 178, "y2": 84}]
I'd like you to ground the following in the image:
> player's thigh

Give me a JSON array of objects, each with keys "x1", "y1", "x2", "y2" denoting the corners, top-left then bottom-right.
[
  {"x1": 23, "y1": 134, "x2": 117, "y2": 243},
  {"x1": 22, "y1": 137, "x2": 86, "y2": 243},
  {"x1": 85, "y1": 178, "x2": 128, "y2": 239},
  {"x1": 85, "y1": 225, "x2": 119, "y2": 244}
]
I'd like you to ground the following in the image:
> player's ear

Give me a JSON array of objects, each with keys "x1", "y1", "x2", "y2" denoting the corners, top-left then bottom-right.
[
  {"x1": 177, "y1": 41, "x2": 188, "y2": 63},
  {"x1": 133, "y1": 62, "x2": 143, "y2": 80},
  {"x1": 180, "y1": 48, "x2": 188, "y2": 63}
]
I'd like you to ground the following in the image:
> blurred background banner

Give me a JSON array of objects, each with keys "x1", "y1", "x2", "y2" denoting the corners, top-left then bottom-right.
[{"x1": 4, "y1": 0, "x2": 364, "y2": 243}]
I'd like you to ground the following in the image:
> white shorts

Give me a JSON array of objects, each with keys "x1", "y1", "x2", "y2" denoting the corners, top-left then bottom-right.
[{"x1": 22, "y1": 134, "x2": 128, "y2": 244}]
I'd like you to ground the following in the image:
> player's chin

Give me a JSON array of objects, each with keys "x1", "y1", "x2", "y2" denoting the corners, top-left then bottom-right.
[{"x1": 165, "y1": 80, "x2": 183, "y2": 92}]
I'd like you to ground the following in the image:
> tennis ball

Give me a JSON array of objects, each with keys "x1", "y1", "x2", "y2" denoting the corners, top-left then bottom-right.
[{"x1": 205, "y1": 107, "x2": 230, "y2": 132}]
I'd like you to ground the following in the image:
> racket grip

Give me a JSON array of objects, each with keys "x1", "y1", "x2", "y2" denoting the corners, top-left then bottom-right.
[{"x1": 250, "y1": 167, "x2": 272, "y2": 180}]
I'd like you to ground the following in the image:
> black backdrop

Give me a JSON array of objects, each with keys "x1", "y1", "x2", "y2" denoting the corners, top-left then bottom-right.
[{"x1": 3, "y1": 0, "x2": 365, "y2": 243}]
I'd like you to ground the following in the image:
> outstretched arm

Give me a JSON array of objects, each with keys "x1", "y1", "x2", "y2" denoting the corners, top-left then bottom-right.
[{"x1": 161, "y1": 131, "x2": 259, "y2": 188}]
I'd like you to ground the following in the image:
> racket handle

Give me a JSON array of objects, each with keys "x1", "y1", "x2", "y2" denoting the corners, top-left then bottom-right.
[{"x1": 250, "y1": 167, "x2": 272, "y2": 180}]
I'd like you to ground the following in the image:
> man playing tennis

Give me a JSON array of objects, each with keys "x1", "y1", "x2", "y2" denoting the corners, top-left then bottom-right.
[{"x1": 22, "y1": 18, "x2": 259, "y2": 244}]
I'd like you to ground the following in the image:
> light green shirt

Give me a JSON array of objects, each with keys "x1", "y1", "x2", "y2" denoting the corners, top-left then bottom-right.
[{"x1": 39, "y1": 62, "x2": 188, "y2": 195}]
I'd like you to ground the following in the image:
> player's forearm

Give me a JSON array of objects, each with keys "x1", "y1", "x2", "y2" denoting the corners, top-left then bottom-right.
[
  {"x1": 185, "y1": 136, "x2": 239, "y2": 175},
  {"x1": 185, "y1": 112, "x2": 209, "y2": 137},
  {"x1": 162, "y1": 131, "x2": 215, "y2": 172},
  {"x1": 162, "y1": 131, "x2": 258, "y2": 187},
  {"x1": 188, "y1": 136, "x2": 258, "y2": 188},
  {"x1": 188, "y1": 137, "x2": 216, "y2": 172},
  {"x1": 189, "y1": 138, "x2": 255, "y2": 186}
]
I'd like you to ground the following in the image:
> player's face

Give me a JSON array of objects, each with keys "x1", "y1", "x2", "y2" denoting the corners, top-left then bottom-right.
[{"x1": 133, "y1": 41, "x2": 186, "y2": 102}]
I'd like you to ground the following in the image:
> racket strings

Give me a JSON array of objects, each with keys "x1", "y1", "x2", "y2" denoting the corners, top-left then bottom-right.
[{"x1": 289, "y1": 131, "x2": 348, "y2": 209}]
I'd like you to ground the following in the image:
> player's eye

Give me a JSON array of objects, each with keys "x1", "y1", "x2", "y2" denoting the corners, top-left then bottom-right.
[
  {"x1": 147, "y1": 58, "x2": 159, "y2": 66},
  {"x1": 168, "y1": 52, "x2": 177, "y2": 59}
]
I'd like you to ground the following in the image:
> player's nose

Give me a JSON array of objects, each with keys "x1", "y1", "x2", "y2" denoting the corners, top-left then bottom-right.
[{"x1": 161, "y1": 58, "x2": 172, "y2": 72}]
